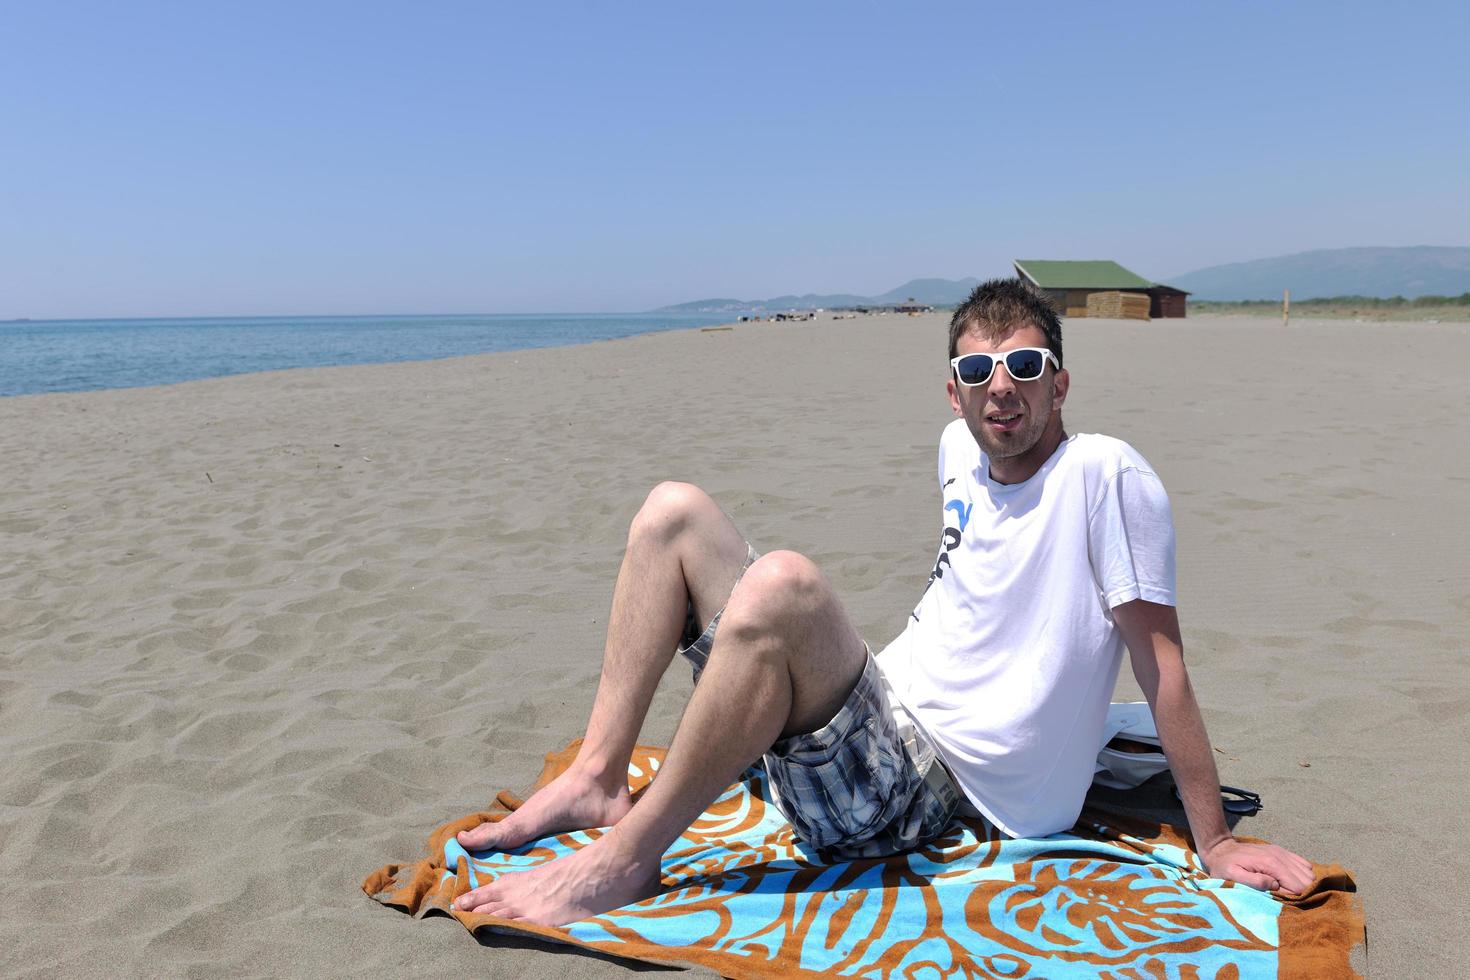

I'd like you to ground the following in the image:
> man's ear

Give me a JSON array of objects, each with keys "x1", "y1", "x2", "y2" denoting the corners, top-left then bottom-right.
[
  {"x1": 1052, "y1": 368, "x2": 1070, "y2": 409},
  {"x1": 947, "y1": 376, "x2": 962, "y2": 416}
]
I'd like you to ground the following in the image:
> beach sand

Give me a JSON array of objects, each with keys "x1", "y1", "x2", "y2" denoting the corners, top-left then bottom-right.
[{"x1": 2, "y1": 311, "x2": 1464, "y2": 975}]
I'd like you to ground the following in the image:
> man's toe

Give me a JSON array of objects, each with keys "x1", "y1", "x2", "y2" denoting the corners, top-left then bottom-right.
[{"x1": 458, "y1": 823, "x2": 500, "y2": 847}]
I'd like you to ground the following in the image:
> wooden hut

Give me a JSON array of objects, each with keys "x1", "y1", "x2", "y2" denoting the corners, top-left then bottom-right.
[{"x1": 1012, "y1": 259, "x2": 1188, "y2": 318}]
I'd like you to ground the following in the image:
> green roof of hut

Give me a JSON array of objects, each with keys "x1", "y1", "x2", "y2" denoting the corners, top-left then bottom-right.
[{"x1": 1013, "y1": 260, "x2": 1154, "y2": 290}]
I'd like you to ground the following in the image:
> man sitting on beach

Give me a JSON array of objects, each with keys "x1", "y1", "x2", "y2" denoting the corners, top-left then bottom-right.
[{"x1": 451, "y1": 278, "x2": 1315, "y2": 925}]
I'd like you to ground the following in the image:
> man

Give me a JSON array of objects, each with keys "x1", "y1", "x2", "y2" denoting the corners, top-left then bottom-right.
[{"x1": 451, "y1": 278, "x2": 1314, "y2": 925}]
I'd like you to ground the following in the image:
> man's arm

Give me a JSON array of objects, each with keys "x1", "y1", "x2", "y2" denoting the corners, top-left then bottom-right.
[{"x1": 1113, "y1": 598, "x2": 1315, "y2": 894}]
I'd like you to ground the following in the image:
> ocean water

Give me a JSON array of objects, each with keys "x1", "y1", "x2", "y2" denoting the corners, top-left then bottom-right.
[{"x1": 0, "y1": 312, "x2": 736, "y2": 397}]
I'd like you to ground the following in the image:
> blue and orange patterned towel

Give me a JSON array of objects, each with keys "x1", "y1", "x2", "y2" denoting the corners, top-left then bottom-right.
[{"x1": 364, "y1": 740, "x2": 1364, "y2": 978}]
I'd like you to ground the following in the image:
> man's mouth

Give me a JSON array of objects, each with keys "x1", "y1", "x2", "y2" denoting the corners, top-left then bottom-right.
[{"x1": 986, "y1": 412, "x2": 1023, "y2": 431}]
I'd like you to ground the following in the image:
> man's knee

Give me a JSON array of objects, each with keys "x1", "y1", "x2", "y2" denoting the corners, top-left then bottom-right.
[
  {"x1": 721, "y1": 551, "x2": 829, "y2": 636},
  {"x1": 628, "y1": 481, "x2": 716, "y2": 545}
]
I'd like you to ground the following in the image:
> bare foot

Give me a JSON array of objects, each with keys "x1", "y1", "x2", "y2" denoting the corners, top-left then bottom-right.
[
  {"x1": 456, "y1": 765, "x2": 633, "y2": 852},
  {"x1": 453, "y1": 834, "x2": 663, "y2": 926}
]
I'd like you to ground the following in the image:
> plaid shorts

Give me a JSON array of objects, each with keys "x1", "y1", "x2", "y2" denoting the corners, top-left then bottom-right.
[{"x1": 677, "y1": 547, "x2": 961, "y2": 859}]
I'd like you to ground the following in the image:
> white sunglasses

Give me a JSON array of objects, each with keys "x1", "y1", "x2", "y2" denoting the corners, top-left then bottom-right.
[{"x1": 950, "y1": 347, "x2": 1059, "y2": 387}]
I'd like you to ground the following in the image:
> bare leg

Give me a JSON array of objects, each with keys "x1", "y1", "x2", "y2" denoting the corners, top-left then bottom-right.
[
  {"x1": 454, "y1": 550, "x2": 868, "y2": 925},
  {"x1": 457, "y1": 482, "x2": 750, "y2": 851}
]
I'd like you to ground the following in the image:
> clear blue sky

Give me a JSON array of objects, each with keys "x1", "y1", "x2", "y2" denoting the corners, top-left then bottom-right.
[{"x1": 3, "y1": 0, "x2": 1466, "y2": 318}]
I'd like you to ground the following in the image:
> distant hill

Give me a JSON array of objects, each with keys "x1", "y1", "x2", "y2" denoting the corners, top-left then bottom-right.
[
  {"x1": 659, "y1": 248, "x2": 1470, "y2": 310},
  {"x1": 1168, "y1": 246, "x2": 1470, "y2": 301},
  {"x1": 656, "y1": 277, "x2": 982, "y2": 313}
]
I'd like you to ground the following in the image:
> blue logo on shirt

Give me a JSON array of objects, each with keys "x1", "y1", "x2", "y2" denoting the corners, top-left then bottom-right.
[{"x1": 915, "y1": 490, "x2": 969, "y2": 621}]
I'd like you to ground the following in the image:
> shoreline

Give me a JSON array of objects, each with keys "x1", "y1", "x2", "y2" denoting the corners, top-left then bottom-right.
[
  {"x1": 11, "y1": 305, "x2": 1468, "y2": 402},
  {"x1": 0, "y1": 311, "x2": 743, "y2": 400}
]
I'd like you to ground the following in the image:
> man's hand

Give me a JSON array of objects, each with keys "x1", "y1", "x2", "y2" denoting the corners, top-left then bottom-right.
[{"x1": 1201, "y1": 837, "x2": 1315, "y2": 894}]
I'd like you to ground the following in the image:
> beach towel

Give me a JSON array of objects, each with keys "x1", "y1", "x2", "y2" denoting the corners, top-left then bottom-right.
[{"x1": 364, "y1": 740, "x2": 1364, "y2": 978}]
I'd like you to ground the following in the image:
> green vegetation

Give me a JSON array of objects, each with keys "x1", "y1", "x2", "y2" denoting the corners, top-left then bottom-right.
[
  {"x1": 1193, "y1": 293, "x2": 1470, "y2": 322},
  {"x1": 1199, "y1": 293, "x2": 1470, "y2": 309}
]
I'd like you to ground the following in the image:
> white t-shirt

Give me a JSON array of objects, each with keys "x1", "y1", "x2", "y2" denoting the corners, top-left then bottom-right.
[{"x1": 878, "y1": 420, "x2": 1176, "y2": 839}]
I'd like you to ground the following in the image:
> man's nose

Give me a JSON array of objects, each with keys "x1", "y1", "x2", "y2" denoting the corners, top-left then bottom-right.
[{"x1": 988, "y1": 363, "x2": 1017, "y2": 397}]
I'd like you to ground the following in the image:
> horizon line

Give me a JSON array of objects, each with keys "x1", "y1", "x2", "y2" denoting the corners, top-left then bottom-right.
[{"x1": 0, "y1": 309, "x2": 717, "y2": 326}]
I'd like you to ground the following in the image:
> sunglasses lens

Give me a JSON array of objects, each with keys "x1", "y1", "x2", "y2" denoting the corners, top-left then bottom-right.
[
  {"x1": 1005, "y1": 349, "x2": 1047, "y2": 380},
  {"x1": 956, "y1": 355, "x2": 995, "y2": 385}
]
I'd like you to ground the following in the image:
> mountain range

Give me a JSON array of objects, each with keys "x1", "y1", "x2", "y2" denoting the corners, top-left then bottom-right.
[
  {"x1": 1165, "y1": 246, "x2": 1470, "y2": 300},
  {"x1": 656, "y1": 277, "x2": 983, "y2": 313},
  {"x1": 655, "y1": 246, "x2": 1470, "y2": 310}
]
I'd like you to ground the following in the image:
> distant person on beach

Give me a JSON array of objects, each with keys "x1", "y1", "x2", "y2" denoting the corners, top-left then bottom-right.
[{"x1": 451, "y1": 277, "x2": 1315, "y2": 925}]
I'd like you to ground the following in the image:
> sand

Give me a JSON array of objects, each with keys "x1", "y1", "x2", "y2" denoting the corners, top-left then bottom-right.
[{"x1": 2, "y1": 311, "x2": 1465, "y2": 976}]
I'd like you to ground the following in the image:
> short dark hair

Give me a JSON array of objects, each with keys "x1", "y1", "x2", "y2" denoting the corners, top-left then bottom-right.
[{"x1": 948, "y1": 278, "x2": 1063, "y2": 367}]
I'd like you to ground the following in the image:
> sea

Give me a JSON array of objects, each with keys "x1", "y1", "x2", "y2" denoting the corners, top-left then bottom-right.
[{"x1": 0, "y1": 312, "x2": 738, "y2": 398}]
